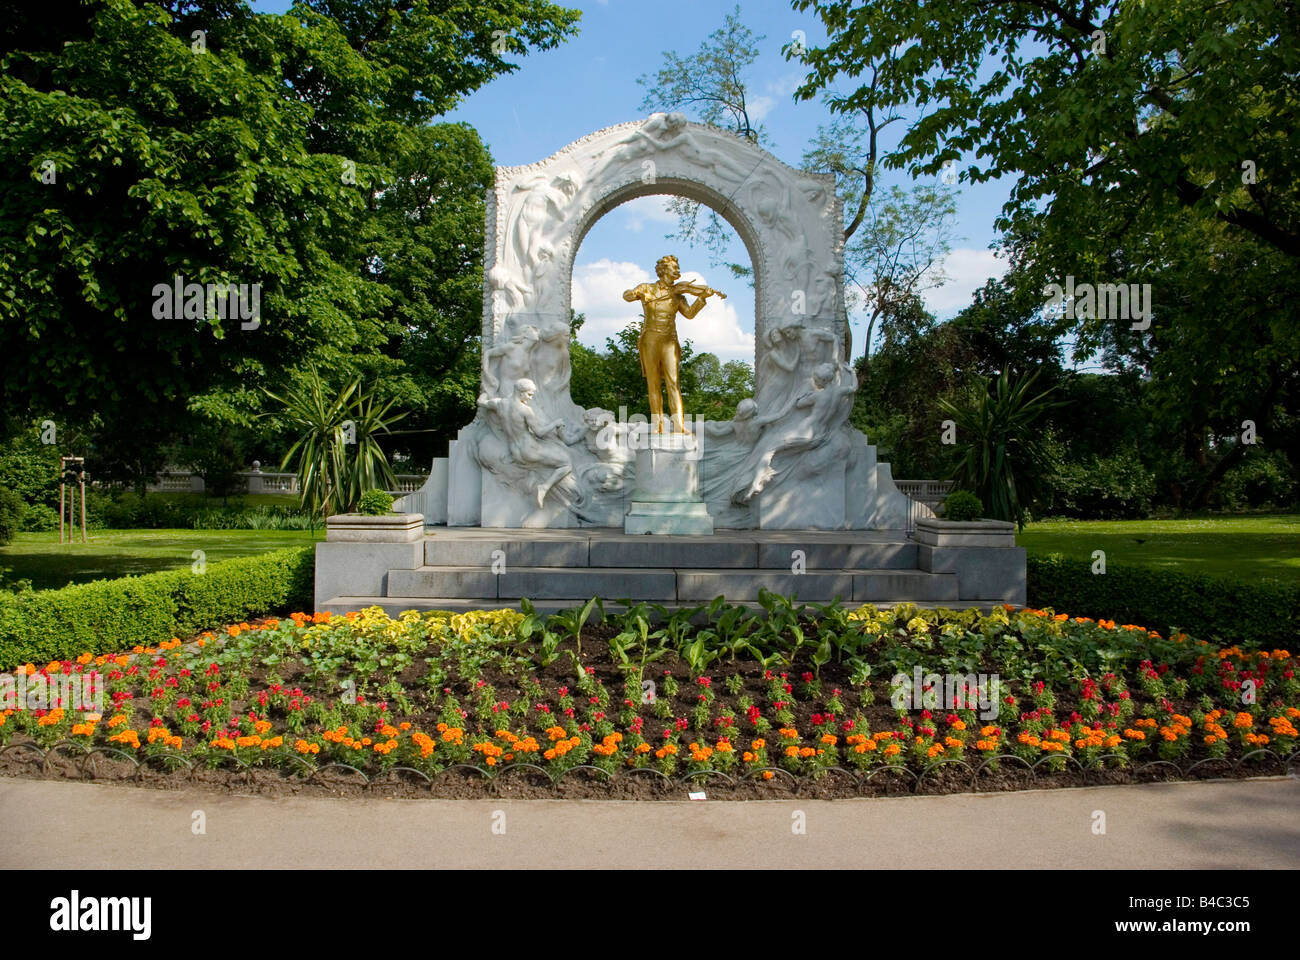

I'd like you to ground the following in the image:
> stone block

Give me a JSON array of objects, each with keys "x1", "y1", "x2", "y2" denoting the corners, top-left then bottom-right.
[
  {"x1": 590, "y1": 535, "x2": 756, "y2": 568},
  {"x1": 917, "y1": 544, "x2": 1026, "y2": 604},
  {"x1": 325, "y1": 513, "x2": 424, "y2": 543},
  {"x1": 314, "y1": 540, "x2": 424, "y2": 608},
  {"x1": 387, "y1": 567, "x2": 499, "y2": 599},
  {"x1": 500, "y1": 567, "x2": 676, "y2": 600},
  {"x1": 676, "y1": 570, "x2": 854, "y2": 603},
  {"x1": 913, "y1": 518, "x2": 1016, "y2": 548},
  {"x1": 852, "y1": 570, "x2": 958, "y2": 603},
  {"x1": 446, "y1": 433, "x2": 481, "y2": 526},
  {"x1": 756, "y1": 539, "x2": 918, "y2": 570},
  {"x1": 625, "y1": 501, "x2": 714, "y2": 535}
]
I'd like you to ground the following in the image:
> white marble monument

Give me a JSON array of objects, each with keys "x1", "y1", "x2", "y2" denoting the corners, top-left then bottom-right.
[{"x1": 396, "y1": 115, "x2": 919, "y2": 532}]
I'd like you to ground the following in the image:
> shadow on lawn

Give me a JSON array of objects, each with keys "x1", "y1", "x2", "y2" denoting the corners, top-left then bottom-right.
[{"x1": 3, "y1": 553, "x2": 201, "y2": 592}]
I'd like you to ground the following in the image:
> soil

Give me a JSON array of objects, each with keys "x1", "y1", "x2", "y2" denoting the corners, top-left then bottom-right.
[{"x1": 1, "y1": 750, "x2": 1289, "y2": 802}]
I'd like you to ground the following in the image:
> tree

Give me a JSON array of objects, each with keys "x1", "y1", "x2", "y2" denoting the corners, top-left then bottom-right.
[
  {"x1": 791, "y1": 0, "x2": 1299, "y2": 512},
  {"x1": 1068, "y1": 212, "x2": 1300, "y2": 510},
  {"x1": 0, "y1": 0, "x2": 580, "y2": 447},
  {"x1": 851, "y1": 295, "x2": 977, "y2": 478},
  {"x1": 361, "y1": 121, "x2": 496, "y2": 461},
  {"x1": 637, "y1": 5, "x2": 766, "y2": 276},
  {"x1": 839, "y1": 184, "x2": 956, "y2": 371},
  {"x1": 950, "y1": 271, "x2": 1066, "y2": 379},
  {"x1": 790, "y1": 0, "x2": 1300, "y2": 263},
  {"x1": 798, "y1": 48, "x2": 957, "y2": 363}
]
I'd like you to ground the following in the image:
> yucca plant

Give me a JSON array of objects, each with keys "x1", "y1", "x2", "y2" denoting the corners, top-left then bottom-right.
[
  {"x1": 264, "y1": 366, "x2": 407, "y2": 520},
  {"x1": 938, "y1": 367, "x2": 1060, "y2": 530}
]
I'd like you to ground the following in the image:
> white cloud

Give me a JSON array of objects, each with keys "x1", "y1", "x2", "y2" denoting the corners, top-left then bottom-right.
[
  {"x1": 922, "y1": 247, "x2": 1009, "y2": 316},
  {"x1": 765, "y1": 72, "x2": 803, "y2": 99},
  {"x1": 616, "y1": 195, "x2": 678, "y2": 233},
  {"x1": 747, "y1": 95, "x2": 776, "y2": 123},
  {"x1": 572, "y1": 258, "x2": 754, "y2": 364}
]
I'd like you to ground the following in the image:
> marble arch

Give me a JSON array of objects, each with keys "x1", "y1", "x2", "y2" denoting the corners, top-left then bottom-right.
[{"x1": 398, "y1": 115, "x2": 918, "y2": 531}]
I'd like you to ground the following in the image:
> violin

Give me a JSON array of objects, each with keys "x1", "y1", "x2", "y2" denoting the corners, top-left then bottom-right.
[{"x1": 672, "y1": 280, "x2": 726, "y2": 300}]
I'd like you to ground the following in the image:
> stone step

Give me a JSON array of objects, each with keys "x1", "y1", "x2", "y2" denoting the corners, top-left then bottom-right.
[
  {"x1": 675, "y1": 568, "x2": 958, "y2": 603},
  {"x1": 420, "y1": 534, "x2": 918, "y2": 570},
  {"x1": 321, "y1": 596, "x2": 1004, "y2": 617},
  {"x1": 389, "y1": 566, "x2": 677, "y2": 601},
  {"x1": 385, "y1": 565, "x2": 957, "y2": 603}
]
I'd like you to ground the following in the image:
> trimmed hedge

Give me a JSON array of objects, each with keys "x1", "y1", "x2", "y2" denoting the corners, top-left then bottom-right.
[
  {"x1": 0, "y1": 547, "x2": 313, "y2": 669},
  {"x1": 1026, "y1": 553, "x2": 1300, "y2": 647}
]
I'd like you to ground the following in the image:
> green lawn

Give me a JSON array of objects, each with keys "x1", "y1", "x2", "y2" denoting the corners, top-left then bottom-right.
[
  {"x1": 0, "y1": 529, "x2": 324, "y2": 591},
  {"x1": 1018, "y1": 514, "x2": 1300, "y2": 583}
]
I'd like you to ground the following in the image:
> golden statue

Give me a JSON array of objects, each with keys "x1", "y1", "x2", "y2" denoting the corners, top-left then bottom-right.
[{"x1": 622, "y1": 255, "x2": 725, "y2": 433}]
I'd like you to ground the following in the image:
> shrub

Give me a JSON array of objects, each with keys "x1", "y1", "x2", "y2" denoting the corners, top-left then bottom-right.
[
  {"x1": 1026, "y1": 554, "x2": 1299, "y2": 646},
  {"x1": 0, "y1": 547, "x2": 313, "y2": 668},
  {"x1": 357, "y1": 489, "x2": 394, "y2": 516},
  {"x1": 0, "y1": 424, "x2": 61, "y2": 511},
  {"x1": 0, "y1": 487, "x2": 22, "y2": 545},
  {"x1": 20, "y1": 503, "x2": 59, "y2": 532},
  {"x1": 1211, "y1": 449, "x2": 1297, "y2": 511},
  {"x1": 941, "y1": 489, "x2": 983, "y2": 521},
  {"x1": 188, "y1": 505, "x2": 314, "y2": 530},
  {"x1": 1043, "y1": 445, "x2": 1157, "y2": 519}
]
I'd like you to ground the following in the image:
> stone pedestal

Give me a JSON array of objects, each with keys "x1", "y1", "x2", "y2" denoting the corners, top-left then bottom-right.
[
  {"x1": 624, "y1": 433, "x2": 714, "y2": 535},
  {"x1": 912, "y1": 517, "x2": 1025, "y2": 605}
]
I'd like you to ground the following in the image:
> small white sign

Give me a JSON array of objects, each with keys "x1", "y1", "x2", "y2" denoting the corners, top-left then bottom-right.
[{"x1": 688, "y1": 791, "x2": 707, "y2": 801}]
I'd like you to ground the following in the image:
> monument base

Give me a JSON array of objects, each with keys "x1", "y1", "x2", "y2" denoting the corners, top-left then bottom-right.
[
  {"x1": 625, "y1": 500, "x2": 714, "y2": 535},
  {"x1": 315, "y1": 525, "x2": 1027, "y2": 614},
  {"x1": 624, "y1": 432, "x2": 714, "y2": 535}
]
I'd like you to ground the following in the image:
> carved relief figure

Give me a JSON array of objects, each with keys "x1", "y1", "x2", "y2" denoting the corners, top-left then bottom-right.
[
  {"x1": 507, "y1": 172, "x2": 579, "y2": 283},
  {"x1": 701, "y1": 398, "x2": 763, "y2": 505},
  {"x1": 477, "y1": 379, "x2": 578, "y2": 508},
  {"x1": 757, "y1": 323, "x2": 836, "y2": 411},
  {"x1": 731, "y1": 362, "x2": 856, "y2": 505},
  {"x1": 481, "y1": 324, "x2": 540, "y2": 398},
  {"x1": 601, "y1": 112, "x2": 753, "y2": 185},
  {"x1": 532, "y1": 317, "x2": 573, "y2": 395}
]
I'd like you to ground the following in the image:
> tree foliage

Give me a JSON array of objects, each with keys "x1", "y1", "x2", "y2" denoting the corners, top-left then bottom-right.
[
  {"x1": 791, "y1": 0, "x2": 1300, "y2": 262},
  {"x1": 0, "y1": 0, "x2": 579, "y2": 466}
]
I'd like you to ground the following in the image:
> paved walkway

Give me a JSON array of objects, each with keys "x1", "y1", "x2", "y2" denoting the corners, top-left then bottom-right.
[{"x1": 3, "y1": 777, "x2": 1297, "y2": 869}]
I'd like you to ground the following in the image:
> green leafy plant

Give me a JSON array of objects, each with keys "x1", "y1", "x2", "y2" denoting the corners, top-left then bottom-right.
[
  {"x1": 942, "y1": 489, "x2": 983, "y2": 522},
  {"x1": 939, "y1": 367, "x2": 1059, "y2": 530},
  {"x1": 357, "y1": 489, "x2": 394, "y2": 516},
  {"x1": 264, "y1": 366, "x2": 407, "y2": 520},
  {"x1": 548, "y1": 596, "x2": 603, "y2": 657}
]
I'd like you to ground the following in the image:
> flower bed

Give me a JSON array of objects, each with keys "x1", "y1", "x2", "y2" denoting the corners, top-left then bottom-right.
[{"x1": 1, "y1": 597, "x2": 1296, "y2": 800}]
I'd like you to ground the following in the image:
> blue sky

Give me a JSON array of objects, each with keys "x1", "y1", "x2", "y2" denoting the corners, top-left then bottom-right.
[{"x1": 253, "y1": 0, "x2": 1016, "y2": 365}]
